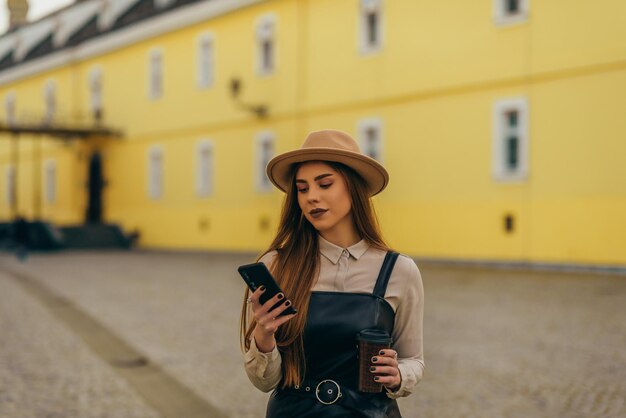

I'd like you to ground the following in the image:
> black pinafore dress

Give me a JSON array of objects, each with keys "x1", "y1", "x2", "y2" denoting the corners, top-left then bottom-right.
[{"x1": 266, "y1": 252, "x2": 403, "y2": 418}]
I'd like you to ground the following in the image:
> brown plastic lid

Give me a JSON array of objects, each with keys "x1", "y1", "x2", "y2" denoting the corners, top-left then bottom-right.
[{"x1": 357, "y1": 329, "x2": 392, "y2": 345}]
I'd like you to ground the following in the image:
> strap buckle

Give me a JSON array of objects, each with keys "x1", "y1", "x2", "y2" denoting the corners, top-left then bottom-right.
[{"x1": 315, "y1": 379, "x2": 342, "y2": 405}]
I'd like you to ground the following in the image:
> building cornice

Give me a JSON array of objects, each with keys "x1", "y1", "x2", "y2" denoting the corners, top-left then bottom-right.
[{"x1": 0, "y1": 0, "x2": 264, "y2": 87}]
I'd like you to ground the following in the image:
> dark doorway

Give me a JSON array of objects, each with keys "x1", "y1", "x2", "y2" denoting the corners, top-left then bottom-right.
[{"x1": 86, "y1": 152, "x2": 104, "y2": 224}]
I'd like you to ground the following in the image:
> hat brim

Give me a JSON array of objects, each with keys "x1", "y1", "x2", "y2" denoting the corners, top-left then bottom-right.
[{"x1": 266, "y1": 148, "x2": 389, "y2": 196}]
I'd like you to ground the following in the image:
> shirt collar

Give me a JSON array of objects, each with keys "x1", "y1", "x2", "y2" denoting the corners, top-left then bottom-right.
[{"x1": 319, "y1": 235, "x2": 370, "y2": 265}]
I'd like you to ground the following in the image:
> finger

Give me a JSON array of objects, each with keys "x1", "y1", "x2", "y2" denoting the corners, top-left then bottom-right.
[
  {"x1": 249, "y1": 288, "x2": 267, "y2": 315},
  {"x1": 260, "y1": 292, "x2": 285, "y2": 312},
  {"x1": 249, "y1": 285, "x2": 267, "y2": 304},
  {"x1": 259, "y1": 298, "x2": 291, "y2": 323},
  {"x1": 260, "y1": 313, "x2": 296, "y2": 334},
  {"x1": 269, "y1": 299, "x2": 294, "y2": 316},
  {"x1": 268, "y1": 313, "x2": 296, "y2": 331},
  {"x1": 371, "y1": 356, "x2": 398, "y2": 368},
  {"x1": 369, "y1": 366, "x2": 399, "y2": 376},
  {"x1": 373, "y1": 375, "x2": 400, "y2": 386},
  {"x1": 378, "y1": 349, "x2": 397, "y2": 359}
]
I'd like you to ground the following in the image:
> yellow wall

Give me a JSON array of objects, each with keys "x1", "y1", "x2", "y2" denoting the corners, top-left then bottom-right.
[
  {"x1": 0, "y1": 0, "x2": 624, "y2": 266},
  {"x1": 0, "y1": 62, "x2": 88, "y2": 223}
]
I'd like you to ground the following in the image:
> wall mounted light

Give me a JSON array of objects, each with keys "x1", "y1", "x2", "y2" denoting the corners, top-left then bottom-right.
[{"x1": 229, "y1": 78, "x2": 268, "y2": 118}]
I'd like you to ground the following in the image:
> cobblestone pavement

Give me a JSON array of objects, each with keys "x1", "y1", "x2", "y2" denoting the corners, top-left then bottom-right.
[
  {"x1": 1, "y1": 250, "x2": 625, "y2": 418},
  {"x1": 0, "y1": 270, "x2": 161, "y2": 418}
]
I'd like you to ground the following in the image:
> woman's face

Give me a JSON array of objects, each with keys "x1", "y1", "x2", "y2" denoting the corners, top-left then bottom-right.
[{"x1": 295, "y1": 161, "x2": 353, "y2": 233}]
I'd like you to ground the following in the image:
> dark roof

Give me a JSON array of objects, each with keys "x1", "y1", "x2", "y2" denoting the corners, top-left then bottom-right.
[
  {"x1": 23, "y1": 34, "x2": 54, "y2": 62},
  {"x1": 66, "y1": 15, "x2": 99, "y2": 48},
  {"x1": 0, "y1": 0, "x2": 207, "y2": 73},
  {"x1": 0, "y1": 51, "x2": 15, "y2": 71}
]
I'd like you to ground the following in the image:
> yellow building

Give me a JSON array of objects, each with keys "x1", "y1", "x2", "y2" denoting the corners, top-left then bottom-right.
[{"x1": 0, "y1": 0, "x2": 624, "y2": 267}]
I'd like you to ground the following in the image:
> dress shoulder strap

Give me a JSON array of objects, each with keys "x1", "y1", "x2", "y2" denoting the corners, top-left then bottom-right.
[{"x1": 372, "y1": 251, "x2": 400, "y2": 298}]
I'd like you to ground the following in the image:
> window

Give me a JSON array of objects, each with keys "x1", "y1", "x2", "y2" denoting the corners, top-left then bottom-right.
[
  {"x1": 256, "y1": 15, "x2": 276, "y2": 75},
  {"x1": 359, "y1": 0, "x2": 383, "y2": 54},
  {"x1": 149, "y1": 49, "x2": 163, "y2": 99},
  {"x1": 45, "y1": 160, "x2": 56, "y2": 204},
  {"x1": 5, "y1": 92, "x2": 15, "y2": 125},
  {"x1": 503, "y1": 111, "x2": 519, "y2": 169},
  {"x1": 493, "y1": 97, "x2": 528, "y2": 182},
  {"x1": 357, "y1": 118, "x2": 384, "y2": 162},
  {"x1": 505, "y1": 0, "x2": 520, "y2": 14},
  {"x1": 44, "y1": 80, "x2": 56, "y2": 124},
  {"x1": 5, "y1": 166, "x2": 15, "y2": 205},
  {"x1": 256, "y1": 132, "x2": 275, "y2": 192},
  {"x1": 493, "y1": 0, "x2": 528, "y2": 26},
  {"x1": 197, "y1": 33, "x2": 214, "y2": 89},
  {"x1": 148, "y1": 146, "x2": 164, "y2": 199},
  {"x1": 89, "y1": 67, "x2": 103, "y2": 122},
  {"x1": 196, "y1": 140, "x2": 214, "y2": 197}
]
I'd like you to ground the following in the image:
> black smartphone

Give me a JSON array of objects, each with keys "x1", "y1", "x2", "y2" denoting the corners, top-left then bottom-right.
[{"x1": 238, "y1": 262, "x2": 298, "y2": 316}]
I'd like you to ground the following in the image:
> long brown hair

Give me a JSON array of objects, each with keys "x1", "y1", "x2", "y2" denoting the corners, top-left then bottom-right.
[{"x1": 240, "y1": 161, "x2": 391, "y2": 388}]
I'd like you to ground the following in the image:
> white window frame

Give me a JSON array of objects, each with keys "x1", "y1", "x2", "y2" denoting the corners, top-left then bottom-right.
[
  {"x1": 357, "y1": 118, "x2": 384, "y2": 163},
  {"x1": 196, "y1": 139, "x2": 215, "y2": 198},
  {"x1": 5, "y1": 166, "x2": 15, "y2": 205},
  {"x1": 255, "y1": 14, "x2": 276, "y2": 76},
  {"x1": 196, "y1": 32, "x2": 215, "y2": 89},
  {"x1": 359, "y1": 0, "x2": 383, "y2": 54},
  {"x1": 255, "y1": 131, "x2": 275, "y2": 192},
  {"x1": 493, "y1": 0, "x2": 529, "y2": 26},
  {"x1": 44, "y1": 160, "x2": 57, "y2": 204},
  {"x1": 147, "y1": 145, "x2": 164, "y2": 199},
  {"x1": 148, "y1": 48, "x2": 163, "y2": 100},
  {"x1": 492, "y1": 97, "x2": 529, "y2": 182},
  {"x1": 5, "y1": 92, "x2": 16, "y2": 125},
  {"x1": 43, "y1": 79, "x2": 56, "y2": 123},
  {"x1": 89, "y1": 66, "x2": 103, "y2": 117}
]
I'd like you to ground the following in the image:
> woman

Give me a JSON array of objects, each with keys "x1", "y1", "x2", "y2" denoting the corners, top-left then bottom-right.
[{"x1": 240, "y1": 130, "x2": 424, "y2": 417}]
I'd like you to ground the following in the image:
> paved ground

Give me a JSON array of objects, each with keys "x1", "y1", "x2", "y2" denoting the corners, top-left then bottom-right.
[
  {"x1": 0, "y1": 270, "x2": 160, "y2": 418},
  {"x1": 0, "y1": 250, "x2": 625, "y2": 418}
]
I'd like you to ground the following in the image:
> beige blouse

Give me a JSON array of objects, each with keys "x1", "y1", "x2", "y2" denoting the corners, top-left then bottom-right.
[{"x1": 243, "y1": 235, "x2": 425, "y2": 399}]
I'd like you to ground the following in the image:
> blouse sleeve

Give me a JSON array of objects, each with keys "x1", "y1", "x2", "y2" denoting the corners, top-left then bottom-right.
[
  {"x1": 243, "y1": 336, "x2": 282, "y2": 392},
  {"x1": 386, "y1": 256, "x2": 425, "y2": 399},
  {"x1": 242, "y1": 250, "x2": 283, "y2": 392}
]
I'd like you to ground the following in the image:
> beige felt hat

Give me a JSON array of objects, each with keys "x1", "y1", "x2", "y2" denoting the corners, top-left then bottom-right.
[{"x1": 266, "y1": 130, "x2": 389, "y2": 196}]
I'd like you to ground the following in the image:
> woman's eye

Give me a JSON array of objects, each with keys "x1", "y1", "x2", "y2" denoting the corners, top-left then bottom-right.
[
  {"x1": 297, "y1": 188, "x2": 307, "y2": 193},
  {"x1": 320, "y1": 183, "x2": 332, "y2": 189}
]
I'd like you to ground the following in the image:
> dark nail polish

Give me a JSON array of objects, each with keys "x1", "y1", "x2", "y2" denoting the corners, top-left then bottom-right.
[
  {"x1": 374, "y1": 376, "x2": 379, "y2": 381},
  {"x1": 372, "y1": 357, "x2": 378, "y2": 363},
  {"x1": 259, "y1": 285, "x2": 265, "y2": 291},
  {"x1": 285, "y1": 300, "x2": 291, "y2": 306},
  {"x1": 369, "y1": 366, "x2": 376, "y2": 372},
  {"x1": 379, "y1": 350, "x2": 385, "y2": 355},
  {"x1": 277, "y1": 293, "x2": 284, "y2": 300}
]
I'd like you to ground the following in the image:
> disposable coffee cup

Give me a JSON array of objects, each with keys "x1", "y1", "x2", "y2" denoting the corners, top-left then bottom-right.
[{"x1": 357, "y1": 329, "x2": 392, "y2": 393}]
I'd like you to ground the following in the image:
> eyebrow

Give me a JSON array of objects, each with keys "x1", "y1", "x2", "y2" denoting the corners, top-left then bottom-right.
[{"x1": 295, "y1": 173, "x2": 334, "y2": 183}]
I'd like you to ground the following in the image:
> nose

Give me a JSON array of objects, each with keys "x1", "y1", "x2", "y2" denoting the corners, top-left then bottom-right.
[{"x1": 307, "y1": 188, "x2": 320, "y2": 203}]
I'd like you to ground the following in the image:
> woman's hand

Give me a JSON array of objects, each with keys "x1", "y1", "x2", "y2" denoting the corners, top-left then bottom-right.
[
  {"x1": 248, "y1": 286, "x2": 296, "y2": 352},
  {"x1": 370, "y1": 349, "x2": 402, "y2": 391}
]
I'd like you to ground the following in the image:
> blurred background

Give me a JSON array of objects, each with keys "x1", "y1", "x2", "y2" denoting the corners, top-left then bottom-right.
[
  {"x1": 0, "y1": 0, "x2": 623, "y2": 266},
  {"x1": 0, "y1": 1, "x2": 624, "y2": 417}
]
